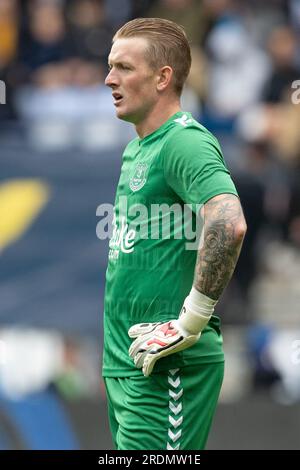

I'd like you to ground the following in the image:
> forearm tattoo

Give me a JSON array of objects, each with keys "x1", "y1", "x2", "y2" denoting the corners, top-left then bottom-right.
[{"x1": 194, "y1": 194, "x2": 246, "y2": 300}]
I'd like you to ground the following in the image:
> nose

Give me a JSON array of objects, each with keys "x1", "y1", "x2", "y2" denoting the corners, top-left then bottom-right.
[{"x1": 105, "y1": 69, "x2": 118, "y2": 88}]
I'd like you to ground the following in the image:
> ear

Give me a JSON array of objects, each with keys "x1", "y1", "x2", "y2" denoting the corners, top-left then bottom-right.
[{"x1": 157, "y1": 66, "x2": 173, "y2": 92}]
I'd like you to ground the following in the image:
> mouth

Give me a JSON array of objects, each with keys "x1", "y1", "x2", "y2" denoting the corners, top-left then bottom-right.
[{"x1": 112, "y1": 92, "x2": 123, "y2": 106}]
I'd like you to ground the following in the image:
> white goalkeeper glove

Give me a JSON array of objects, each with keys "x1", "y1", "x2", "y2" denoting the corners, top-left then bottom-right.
[{"x1": 128, "y1": 287, "x2": 217, "y2": 376}]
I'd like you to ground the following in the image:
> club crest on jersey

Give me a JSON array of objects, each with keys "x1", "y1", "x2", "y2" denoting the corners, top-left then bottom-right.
[
  {"x1": 174, "y1": 114, "x2": 193, "y2": 127},
  {"x1": 129, "y1": 163, "x2": 148, "y2": 192}
]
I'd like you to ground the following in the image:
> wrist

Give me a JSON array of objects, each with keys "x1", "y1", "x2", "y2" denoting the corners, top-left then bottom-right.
[{"x1": 177, "y1": 287, "x2": 217, "y2": 335}]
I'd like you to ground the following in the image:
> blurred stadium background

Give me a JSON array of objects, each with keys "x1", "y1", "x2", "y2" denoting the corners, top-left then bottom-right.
[{"x1": 0, "y1": 0, "x2": 300, "y2": 449}]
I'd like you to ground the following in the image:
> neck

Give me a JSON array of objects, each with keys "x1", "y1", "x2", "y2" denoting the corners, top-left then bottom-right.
[{"x1": 135, "y1": 100, "x2": 181, "y2": 139}]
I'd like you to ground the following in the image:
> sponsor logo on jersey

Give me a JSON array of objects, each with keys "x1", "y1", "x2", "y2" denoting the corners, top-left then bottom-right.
[
  {"x1": 174, "y1": 114, "x2": 193, "y2": 127},
  {"x1": 108, "y1": 214, "x2": 136, "y2": 260},
  {"x1": 129, "y1": 163, "x2": 148, "y2": 192}
]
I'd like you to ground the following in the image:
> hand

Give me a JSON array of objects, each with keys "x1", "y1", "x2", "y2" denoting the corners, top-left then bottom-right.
[{"x1": 128, "y1": 320, "x2": 200, "y2": 377}]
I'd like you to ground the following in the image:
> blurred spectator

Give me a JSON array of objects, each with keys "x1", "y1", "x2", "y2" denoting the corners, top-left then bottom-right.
[
  {"x1": 0, "y1": 0, "x2": 19, "y2": 69},
  {"x1": 242, "y1": 0, "x2": 288, "y2": 45},
  {"x1": 147, "y1": 0, "x2": 208, "y2": 45},
  {"x1": 20, "y1": 0, "x2": 68, "y2": 73},
  {"x1": 131, "y1": 0, "x2": 154, "y2": 19},
  {"x1": 146, "y1": 1, "x2": 210, "y2": 115},
  {"x1": 10, "y1": 1, "x2": 136, "y2": 149},
  {"x1": 248, "y1": 241, "x2": 300, "y2": 403},
  {"x1": 268, "y1": 330, "x2": 300, "y2": 405},
  {"x1": 0, "y1": 0, "x2": 19, "y2": 119},
  {"x1": 0, "y1": 328, "x2": 80, "y2": 449},
  {"x1": 65, "y1": 0, "x2": 114, "y2": 65},
  {"x1": 237, "y1": 99, "x2": 300, "y2": 165},
  {"x1": 204, "y1": 20, "x2": 270, "y2": 121},
  {"x1": 262, "y1": 25, "x2": 300, "y2": 103},
  {"x1": 0, "y1": 327, "x2": 102, "y2": 449},
  {"x1": 288, "y1": 0, "x2": 300, "y2": 33},
  {"x1": 104, "y1": 0, "x2": 132, "y2": 30},
  {"x1": 13, "y1": 57, "x2": 135, "y2": 150},
  {"x1": 202, "y1": 0, "x2": 239, "y2": 27}
]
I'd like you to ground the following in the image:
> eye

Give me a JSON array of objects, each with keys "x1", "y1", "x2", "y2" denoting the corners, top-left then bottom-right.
[
  {"x1": 119, "y1": 64, "x2": 131, "y2": 71},
  {"x1": 107, "y1": 63, "x2": 131, "y2": 72}
]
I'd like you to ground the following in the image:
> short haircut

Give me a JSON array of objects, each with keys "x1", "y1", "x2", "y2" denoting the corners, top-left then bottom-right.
[{"x1": 113, "y1": 17, "x2": 191, "y2": 96}]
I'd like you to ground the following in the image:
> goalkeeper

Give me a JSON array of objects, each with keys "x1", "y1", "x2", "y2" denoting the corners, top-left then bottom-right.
[{"x1": 102, "y1": 18, "x2": 247, "y2": 450}]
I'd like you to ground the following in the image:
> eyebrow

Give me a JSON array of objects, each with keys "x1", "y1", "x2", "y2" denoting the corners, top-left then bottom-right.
[{"x1": 108, "y1": 59, "x2": 132, "y2": 68}]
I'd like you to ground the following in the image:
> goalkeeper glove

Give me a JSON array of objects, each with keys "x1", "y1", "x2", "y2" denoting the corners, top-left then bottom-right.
[{"x1": 128, "y1": 287, "x2": 217, "y2": 376}]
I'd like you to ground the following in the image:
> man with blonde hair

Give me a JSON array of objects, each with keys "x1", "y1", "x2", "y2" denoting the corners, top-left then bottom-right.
[{"x1": 103, "y1": 17, "x2": 247, "y2": 450}]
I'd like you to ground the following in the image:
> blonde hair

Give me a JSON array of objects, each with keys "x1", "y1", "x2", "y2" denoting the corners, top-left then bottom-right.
[{"x1": 113, "y1": 18, "x2": 191, "y2": 96}]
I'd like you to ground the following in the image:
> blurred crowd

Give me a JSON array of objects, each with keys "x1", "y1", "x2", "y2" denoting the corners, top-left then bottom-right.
[
  {"x1": 0, "y1": 1, "x2": 299, "y2": 150},
  {"x1": 1, "y1": 1, "x2": 300, "y2": 185},
  {"x1": 1, "y1": 0, "x2": 300, "y2": 447},
  {"x1": 1, "y1": 0, "x2": 300, "y2": 160}
]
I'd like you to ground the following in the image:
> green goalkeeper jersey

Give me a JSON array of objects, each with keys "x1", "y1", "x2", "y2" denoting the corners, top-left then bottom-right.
[{"x1": 102, "y1": 111, "x2": 238, "y2": 377}]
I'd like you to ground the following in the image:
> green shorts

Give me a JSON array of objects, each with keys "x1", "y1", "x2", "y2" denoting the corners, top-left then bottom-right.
[{"x1": 104, "y1": 361, "x2": 224, "y2": 450}]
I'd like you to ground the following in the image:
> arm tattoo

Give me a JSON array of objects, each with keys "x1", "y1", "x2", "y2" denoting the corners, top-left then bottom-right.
[{"x1": 194, "y1": 194, "x2": 246, "y2": 300}]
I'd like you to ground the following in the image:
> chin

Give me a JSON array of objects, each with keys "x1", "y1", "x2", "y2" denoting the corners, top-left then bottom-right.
[{"x1": 116, "y1": 108, "x2": 135, "y2": 123}]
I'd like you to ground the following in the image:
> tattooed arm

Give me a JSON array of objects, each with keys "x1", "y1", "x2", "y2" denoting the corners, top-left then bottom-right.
[{"x1": 193, "y1": 194, "x2": 247, "y2": 300}]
